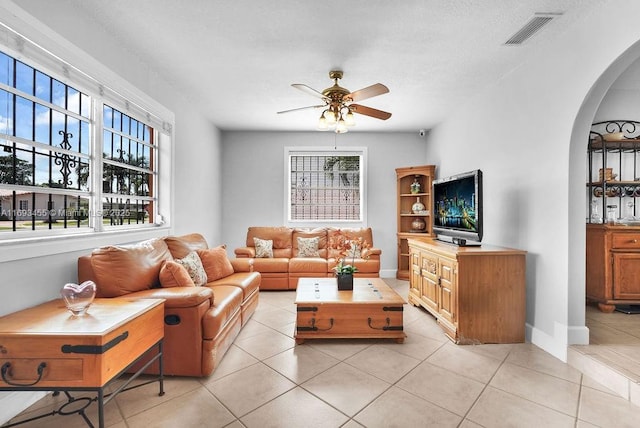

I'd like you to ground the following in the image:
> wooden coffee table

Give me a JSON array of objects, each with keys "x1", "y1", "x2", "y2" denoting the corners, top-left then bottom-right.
[{"x1": 294, "y1": 277, "x2": 406, "y2": 343}]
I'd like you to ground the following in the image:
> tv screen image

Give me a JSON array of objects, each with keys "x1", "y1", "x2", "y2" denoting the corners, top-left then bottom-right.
[{"x1": 432, "y1": 169, "x2": 483, "y2": 243}]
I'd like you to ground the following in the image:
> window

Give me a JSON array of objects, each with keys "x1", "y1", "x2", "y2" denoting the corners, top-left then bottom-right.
[
  {"x1": 101, "y1": 105, "x2": 155, "y2": 226},
  {"x1": 286, "y1": 148, "x2": 366, "y2": 223},
  {"x1": 0, "y1": 48, "x2": 159, "y2": 236}
]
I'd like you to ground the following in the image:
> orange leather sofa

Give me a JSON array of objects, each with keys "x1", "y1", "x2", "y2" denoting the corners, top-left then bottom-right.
[
  {"x1": 77, "y1": 233, "x2": 259, "y2": 377},
  {"x1": 234, "y1": 227, "x2": 381, "y2": 290}
]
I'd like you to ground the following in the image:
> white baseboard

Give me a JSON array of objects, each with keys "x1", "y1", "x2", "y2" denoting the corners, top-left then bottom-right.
[
  {"x1": 568, "y1": 325, "x2": 590, "y2": 345},
  {"x1": 379, "y1": 269, "x2": 398, "y2": 278},
  {"x1": 526, "y1": 321, "x2": 568, "y2": 362}
]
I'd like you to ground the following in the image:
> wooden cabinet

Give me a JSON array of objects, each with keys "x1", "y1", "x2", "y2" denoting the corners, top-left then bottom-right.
[
  {"x1": 396, "y1": 165, "x2": 436, "y2": 279},
  {"x1": 586, "y1": 224, "x2": 640, "y2": 311},
  {"x1": 414, "y1": 247, "x2": 438, "y2": 313},
  {"x1": 437, "y1": 256, "x2": 457, "y2": 327},
  {"x1": 408, "y1": 237, "x2": 526, "y2": 344}
]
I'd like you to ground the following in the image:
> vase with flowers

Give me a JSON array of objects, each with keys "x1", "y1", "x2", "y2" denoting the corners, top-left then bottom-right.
[{"x1": 328, "y1": 231, "x2": 371, "y2": 290}]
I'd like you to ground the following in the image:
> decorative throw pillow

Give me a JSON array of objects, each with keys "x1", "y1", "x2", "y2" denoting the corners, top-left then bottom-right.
[
  {"x1": 297, "y1": 236, "x2": 320, "y2": 257},
  {"x1": 196, "y1": 245, "x2": 235, "y2": 281},
  {"x1": 175, "y1": 251, "x2": 207, "y2": 286},
  {"x1": 253, "y1": 237, "x2": 273, "y2": 258},
  {"x1": 159, "y1": 260, "x2": 196, "y2": 288}
]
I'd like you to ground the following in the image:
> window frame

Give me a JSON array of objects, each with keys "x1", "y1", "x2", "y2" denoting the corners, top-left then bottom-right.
[
  {"x1": 0, "y1": 55, "x2": 160, "y2": 237},
  {"x1": 284, "y1": 146, "x2": 368, "y2": 227},
  {"x1": 98, "y1": 104, "x2": 157, "y2": 231},
  {"x1": 0, "y1": 15, "x2": 174, "y2": 256}
]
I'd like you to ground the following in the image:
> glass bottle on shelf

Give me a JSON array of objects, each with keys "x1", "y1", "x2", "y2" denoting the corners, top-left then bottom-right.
[
  {"x1": 606, "y1": 205, "x2": 617, "y2": 224},
  {"x1": 624, "y1": 200, "x2": 635, "y2": 222},
  {"x1": 590, "y1": 199, "x2": 602, "y2": 224}
]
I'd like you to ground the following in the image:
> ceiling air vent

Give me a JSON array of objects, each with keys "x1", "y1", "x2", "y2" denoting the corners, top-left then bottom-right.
[{"x1": 504, "y1": 13, "x2": 562, "y2": 45}]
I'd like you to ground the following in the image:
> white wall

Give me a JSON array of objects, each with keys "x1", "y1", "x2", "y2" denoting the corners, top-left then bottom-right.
[
  {"x1": 426, "y1": 0, "x2": 640, "y2": 360},
  {"x1": 593, "y1": 58, "x2": 640, "y2": 122},
  {"x1": 169, "y1": 103, "x2": 223, "y2": 243},
  {"x1": 221, "y1": 131, "x2": 428, "y2": 275}
]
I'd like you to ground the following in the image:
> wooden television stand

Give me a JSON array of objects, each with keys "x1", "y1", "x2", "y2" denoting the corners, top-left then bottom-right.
[{"x1": 408, "y1": 238, "x2": 526, "y2": 344}]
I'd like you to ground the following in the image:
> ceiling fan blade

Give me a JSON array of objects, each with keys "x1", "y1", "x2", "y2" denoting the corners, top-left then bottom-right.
[
  {"x1": 350, "y1": 104, "x2": 392, "y2": 120},
  {"x1": 277, "y1": 104, "x2": 325, "y2": 114},
  {"x1": 345, "y1": 83, "x2": 389, "y2": 102},
  {"x1": 292, "y1": 84, "x2": 330, "y2": 100}
]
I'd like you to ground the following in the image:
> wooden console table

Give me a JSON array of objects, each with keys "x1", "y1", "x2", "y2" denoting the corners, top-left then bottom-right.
[{"x1": 0, "y1": 298, "x2": 165, "y2": 428}]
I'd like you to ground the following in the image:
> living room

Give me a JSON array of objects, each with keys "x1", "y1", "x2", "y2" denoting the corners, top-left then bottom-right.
[{"x1": 2, "y1": 0, "x2": 640, "y2": 426}]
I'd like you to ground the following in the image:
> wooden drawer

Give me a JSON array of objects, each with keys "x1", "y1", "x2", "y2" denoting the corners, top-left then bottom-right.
[
  {"x1": 0, "y1": 358, "x2": 84, "y2": 383},
  {"x1": 612, "y1": 233, "x2": 640, "y2": 249}
]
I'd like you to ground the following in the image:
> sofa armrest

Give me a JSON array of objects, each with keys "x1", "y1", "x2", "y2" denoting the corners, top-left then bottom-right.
[
  {"x1": 363, "y1": 247, "x2": 382, "y2": 258},
  {"x1": 125, "y1": 287, "x2": 214, "y2": 309},
  {"x1": 234, "y1": 247, "x2": 255, "y2": 258},
  {"x1": 230, "y1": 258, "x2": 254, "y2": 272}
]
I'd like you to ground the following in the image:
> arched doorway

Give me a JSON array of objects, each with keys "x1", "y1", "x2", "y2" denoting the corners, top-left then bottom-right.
[
  {"x1": 569, "y1": 39, "x2": 640, "y2": 337},
  {"x1": 567, "y1": 39, "x2": 640, "y2": 400}
]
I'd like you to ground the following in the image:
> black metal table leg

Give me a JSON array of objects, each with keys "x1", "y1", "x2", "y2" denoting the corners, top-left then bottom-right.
[
  {"x1": 158, "y1": 340, "x2": 165, "y2": 397},
  {"x1": 97, "y1": 388, "x2": 104, "y2": 428}
]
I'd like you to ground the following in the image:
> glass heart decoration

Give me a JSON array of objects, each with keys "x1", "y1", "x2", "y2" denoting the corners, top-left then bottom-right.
[{"x1": 60, "y1": 281, "x2": 96, "y2": 316}]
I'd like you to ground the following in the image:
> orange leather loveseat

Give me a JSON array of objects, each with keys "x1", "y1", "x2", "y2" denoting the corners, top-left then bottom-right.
[
  {"x1": 78, "y1": 233, "x2": 260, "y2": 377},
  {"x1": 234, "y1": 227, "x2": 381, "y2": 290}
]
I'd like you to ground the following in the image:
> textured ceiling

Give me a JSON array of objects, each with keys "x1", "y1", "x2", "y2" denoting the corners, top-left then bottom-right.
[{"x1": 34, "y1": 0, "x2": 603, "y2": 132}]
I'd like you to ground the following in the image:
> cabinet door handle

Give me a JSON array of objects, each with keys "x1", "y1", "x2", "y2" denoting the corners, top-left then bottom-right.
[{"x1": 631, "y1": 239, "x2": 638, "y2": 243}]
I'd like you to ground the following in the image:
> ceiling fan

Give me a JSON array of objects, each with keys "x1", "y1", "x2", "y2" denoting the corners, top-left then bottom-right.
[{"x1": 277, "y1": 70, "x2": 391, "y2": 133}]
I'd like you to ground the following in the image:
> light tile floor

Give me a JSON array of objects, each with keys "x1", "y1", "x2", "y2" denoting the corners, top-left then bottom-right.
[
  {"x1": 582, "y1": 304, "x2": 640, "y2": 379},
  {"x1": 8, "y1": 279, "x2": 640, "y2": 428},
  {"x1": 568, "y1": 303, "x2": 640, "y2": 406}
]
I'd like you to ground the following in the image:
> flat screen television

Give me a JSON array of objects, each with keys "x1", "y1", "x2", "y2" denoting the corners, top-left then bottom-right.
[{"x1": 432, "y1": 169, "x2": 483, "y2": 244}]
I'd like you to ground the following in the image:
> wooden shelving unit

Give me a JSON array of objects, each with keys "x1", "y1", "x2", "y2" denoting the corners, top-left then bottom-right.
[{"x1": 395, "y1": 165, "x2": 436, "y2": 279}]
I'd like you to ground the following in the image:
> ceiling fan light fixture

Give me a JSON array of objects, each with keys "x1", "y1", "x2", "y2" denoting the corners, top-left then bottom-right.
[
  {"x1": 324, "y1": 109, "x2": 337, "y2": 124},
  {"x1": 345, "y1": 110, "x2": 355, "y2": 126},
  {"x1": 317, "y1": 115, "x2": 328, "y2": 130},
  {"x1": 336, "y1": 118, "x2": 348, "y2": 134},
  {"x1": 280, "y1": 71, "x2": 391, "y2": 131}
]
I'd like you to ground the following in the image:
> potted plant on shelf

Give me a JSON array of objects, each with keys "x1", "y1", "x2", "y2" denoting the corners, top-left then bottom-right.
[{"x1": 329, "y1": 232, "x2": 370, "y2": 290}]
